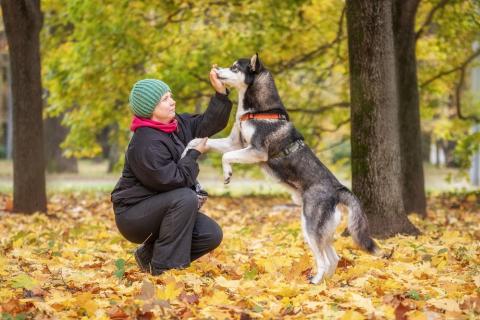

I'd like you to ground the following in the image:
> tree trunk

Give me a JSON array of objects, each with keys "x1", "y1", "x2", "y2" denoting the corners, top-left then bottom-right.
[
  {"x1": 2, "y1": 0, "x2": 47, "y2": 213},
  {"x1": 44, "y1": 115, "x2": 78, "y2": 173},
  {"x1": 346, "y1": 0, "x2": 419, "y2": 238},
  {"x1": 99, "y1": 124, "x2": 120, "y2": 172},
  {"x1": 6, "y1": 56, "x2": 13, "y2": 159},
  {"x1": 393, "y1": 0, "x2": 427, "y2": 217}
]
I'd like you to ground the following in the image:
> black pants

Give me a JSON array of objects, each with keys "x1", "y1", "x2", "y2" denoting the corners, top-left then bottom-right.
[{"x1": 115, "y1": 188, "x2": 222, "y2": 270}]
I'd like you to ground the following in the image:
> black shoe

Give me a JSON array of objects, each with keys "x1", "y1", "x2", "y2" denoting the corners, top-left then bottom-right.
[
  {"x1": 151, "y1": 266, "x2": 167, "y2": 276},
  {"x1": 134, "y1": 243, "x2": 153, "y2": 273}
]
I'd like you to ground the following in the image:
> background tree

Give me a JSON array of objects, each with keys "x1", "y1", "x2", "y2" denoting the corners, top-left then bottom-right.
[
  {"x1": 346, "y1": 0, "x2": 420, "y2": 237},
  {"x1": 393, "y1": 0, "x2": 427, "y2": 217},
  {"x1": 1, "y1": 0, "x2": 46, "y2": 213},
  {"x1": 44, "y1": 114, "x2": 78, "y2": 173},
  {"x1": 37, "y1": 0, "x2": 479, "y2": 202},
  {"x1": 416, "y1": 0, "x2": 480, "y2": 170},
  {"x1": 40, "y1": 0, "x2": 350, "y2": 167}
]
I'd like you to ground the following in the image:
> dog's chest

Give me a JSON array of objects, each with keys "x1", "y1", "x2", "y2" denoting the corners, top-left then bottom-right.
[{"x1": 239, "y1": 121, "x2": 256, "y2": 145}]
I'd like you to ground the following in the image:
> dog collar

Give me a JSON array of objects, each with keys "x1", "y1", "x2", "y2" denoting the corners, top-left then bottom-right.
[
  {"x1": 240, "y1": 113, "x2": 288, "y2": 121},
  {"x1": 270, "y1": 139, "x2": 306, "y2": 159}
]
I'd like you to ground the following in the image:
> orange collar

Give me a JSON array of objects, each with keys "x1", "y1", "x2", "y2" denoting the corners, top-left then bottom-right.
[{"x1": 240, "y1": 113, "x2": 288, "y2": 121}]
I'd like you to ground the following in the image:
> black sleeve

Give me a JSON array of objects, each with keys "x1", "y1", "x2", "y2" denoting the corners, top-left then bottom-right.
[
  {"x1": 183, "y1": 92, "x2": 233, "y2": 138},
  {"x1": 129, "y1": 141, "x2": 202, "y2": 192}
]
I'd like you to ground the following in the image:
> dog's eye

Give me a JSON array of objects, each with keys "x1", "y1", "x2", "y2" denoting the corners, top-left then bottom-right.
[{"x1": 230, "y1": 66, "x2": 238, "y2": 72}]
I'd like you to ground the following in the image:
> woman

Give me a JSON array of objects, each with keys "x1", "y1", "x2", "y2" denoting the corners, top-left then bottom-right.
[{"x1": 111, "y1": 67, "x2": 232, "y2": 275}]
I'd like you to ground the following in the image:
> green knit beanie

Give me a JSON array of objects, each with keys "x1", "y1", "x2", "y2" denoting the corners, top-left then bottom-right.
[{"x1": 129, "y1": 79, "x2": 171, "y2": 117}]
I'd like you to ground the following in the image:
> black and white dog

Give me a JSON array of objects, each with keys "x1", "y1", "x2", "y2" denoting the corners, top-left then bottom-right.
[{"x1": 184, "y1": 54, "x2": 379, "y2": 283}]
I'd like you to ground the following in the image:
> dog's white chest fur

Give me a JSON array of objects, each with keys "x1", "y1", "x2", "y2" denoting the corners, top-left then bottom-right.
[{"x1": 240, "y1": 121, "x2": 255, "y2": 145}]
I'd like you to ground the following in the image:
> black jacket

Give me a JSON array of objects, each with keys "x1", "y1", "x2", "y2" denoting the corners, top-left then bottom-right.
[{"x1": 111, "y1": 92, "x2": 232, "y2": 213}]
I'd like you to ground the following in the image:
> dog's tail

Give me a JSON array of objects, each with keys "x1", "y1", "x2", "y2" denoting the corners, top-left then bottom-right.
[{"x1": 337, "y1": 188, "x2": 379, "y2": 254}]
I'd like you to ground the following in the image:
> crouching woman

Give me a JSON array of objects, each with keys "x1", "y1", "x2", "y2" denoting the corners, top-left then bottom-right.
[{"x1": 111, "y1": 68, "x2": 231, "y2": 275}]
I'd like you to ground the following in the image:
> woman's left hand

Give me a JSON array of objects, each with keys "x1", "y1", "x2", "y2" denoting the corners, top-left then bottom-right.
[{"x1": 209, "y1": 65, "x2": 227, "y2": 95}]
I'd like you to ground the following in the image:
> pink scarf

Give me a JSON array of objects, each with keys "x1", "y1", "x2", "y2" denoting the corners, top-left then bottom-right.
[{"x1": 130, "y1": 116, "x2": 178, "y2": 133}]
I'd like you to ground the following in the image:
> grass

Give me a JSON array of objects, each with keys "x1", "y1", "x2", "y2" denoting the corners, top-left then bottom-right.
[{"x1": 0, "y1": 159, "x2": 477, "y2": 195}]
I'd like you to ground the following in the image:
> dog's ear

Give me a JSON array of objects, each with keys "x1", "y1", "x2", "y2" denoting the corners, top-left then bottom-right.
[{"x1": 249, "y1": 53, "x2": 262, "y2": 72}]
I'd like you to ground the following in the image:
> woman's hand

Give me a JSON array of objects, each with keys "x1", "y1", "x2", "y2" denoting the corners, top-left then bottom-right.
[
  {"x1": 209, "y1": 64, "x2": 227, "y2": 95},
  {"x1": 193, "y1": 137, "x2": 209, "y2": 154}
]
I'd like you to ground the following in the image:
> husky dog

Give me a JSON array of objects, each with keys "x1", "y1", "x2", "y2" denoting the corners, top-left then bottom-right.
[{"x1": 183, "y1": 54, "x2": 379, "y2": 283}]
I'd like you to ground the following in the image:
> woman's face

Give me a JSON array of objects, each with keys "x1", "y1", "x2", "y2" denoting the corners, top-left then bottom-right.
[{"x1": 151, "y1": 91, "x2": 176, "y2": 123}]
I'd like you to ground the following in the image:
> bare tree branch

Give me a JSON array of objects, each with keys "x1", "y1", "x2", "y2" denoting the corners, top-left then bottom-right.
[
  {"x1": 415, "y1": 0, "x2": 450, "y2": 41},
  {"x1": 287, "y1": 102, "x2": 349, "y2": 114},
  {"x1": 179, "y1": 91, "x2": 210, "y2": 102},
  {"x1": 157, "y1": 4, "x2": 192, "y2": 29},
  {"x1": 190, "y1": 72, "x2": 211, "y2": 85},
  {"x1": 312, "y1": 117, "x2": 350, "y2": 133},
  {"x1": 420, "y1": 48, "x2": 480, "y2": 88},
  {"x1": 317, "y1": 136, "x2": 349, "y2": 153},
  {"x1": 470, "y1": 11, "x2": 480, "y2": 29},
  {"x1": 270, "y1": 6, "x2": 346, "y2": 73},
  {"x1": 455, "y1": 57, "x2": 480, "y2": 122},
  {"x1": 308, "y1": 116, "x2": 349, "y2": 150}
]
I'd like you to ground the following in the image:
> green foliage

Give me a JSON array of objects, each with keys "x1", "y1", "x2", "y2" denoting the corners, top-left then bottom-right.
[
  {"x1": 10, "y1": 274, "x2": 38, "y2": 290},
  {"x1": 114, "y1": 258, "x2": 126, "y2": 279},
  {"x1": 40, "y1": 0, "x2": 480, "y2": 170},
  {"x1": 41, "y1": 0, "x2": 348, "y2": 166},
  {"x1": 417, "y1": 0, "x2": 480, "y2": 168}
]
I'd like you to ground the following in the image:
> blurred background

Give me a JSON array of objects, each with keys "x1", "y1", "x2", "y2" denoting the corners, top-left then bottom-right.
[{"x1": 0, "y1": 0, "x2": 478, "y2": 196}]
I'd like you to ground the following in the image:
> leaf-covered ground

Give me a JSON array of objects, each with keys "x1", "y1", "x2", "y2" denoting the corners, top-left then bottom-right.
[{"x1": 0, "y1": 192, "x2": 479, "y2": 319}]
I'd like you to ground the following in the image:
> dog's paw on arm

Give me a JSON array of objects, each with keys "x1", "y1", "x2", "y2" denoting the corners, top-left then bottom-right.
[{"x1": 180, "y1": 138, "x2": 203, "y2": 159}]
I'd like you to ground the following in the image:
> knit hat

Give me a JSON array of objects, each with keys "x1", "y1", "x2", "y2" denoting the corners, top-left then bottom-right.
[{"x1": 129, "y1": 79, "x2": 171, "y2": 117}]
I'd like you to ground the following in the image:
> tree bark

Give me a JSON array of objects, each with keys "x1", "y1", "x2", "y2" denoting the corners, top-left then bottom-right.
[
  {"x1": 346, "y1": 0, "x2": 419, "y2": 238},
  {"x1": 393, "y1": 0, "x2": 427, "y2": 217},
  {"x1": 44, "y1": 115, "x2": 78, "y2": 173},
  {"x1": 2, "y1": 0, "x2": 47, "y2": 213}
]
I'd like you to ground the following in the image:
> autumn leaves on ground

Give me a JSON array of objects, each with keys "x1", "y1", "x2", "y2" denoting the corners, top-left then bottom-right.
[{"x1": 0, "y1": 192, "x2": 479, "y2": 319}]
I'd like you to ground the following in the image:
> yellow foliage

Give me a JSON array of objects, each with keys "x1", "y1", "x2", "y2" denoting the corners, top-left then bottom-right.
[{"x1": 0, "y1": 193, "x2": 479, "y2": 319}]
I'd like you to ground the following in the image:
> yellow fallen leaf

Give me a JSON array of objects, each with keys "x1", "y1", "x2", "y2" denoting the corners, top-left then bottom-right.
[
  {"x1": 466, "y1": 194, "x2": 477, "y2": 203},
  {"x1": 157, "y1": 281, "x2": 182, "y2": 301},
  {"x1": 32, "y1": 301, "x2": 56, "y2": 314},
  {"x1": 74, "y1": 292, "x2": 98, "y2": 316},
  {"x1": 341, "y1": 310, "x2": 365, "y2": 320},
  {"x1": 404, "y1": 310, "x2": 427, "y2": 320},
  {"x1": 215, "y1": 276, "x2": 240, "y2": 289},
  {"x1": 270, "y1": 283, "x2": 299, "y2": 297},
  {"x1": 428, "y1": 298, "x2": 461, "y2": 312},
  {"x1": 10, "y1": 274, "x2": 39, "y2": 290},
  {"x1": 473, "y1": 275, "x2": 480, "y2": 288},
  {"x1": 206, "y1": 290, "x2": 231, "y2": 306}
]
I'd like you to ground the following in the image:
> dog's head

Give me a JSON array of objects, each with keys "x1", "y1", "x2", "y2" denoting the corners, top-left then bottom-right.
[{"x1": 215, "y1": 53, "x2": 265, "y2": 90}]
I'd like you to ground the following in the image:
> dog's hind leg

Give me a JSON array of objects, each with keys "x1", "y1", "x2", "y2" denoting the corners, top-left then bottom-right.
[
  {"x1": 324, "y1": 207, "x2": 341, "y2": 277},
  {"x1": 301, "y1": 212, "x2": 330, "y2": 284},
  {"x1": 324, "y1": 244, "x2": 340, "y2": 277}
]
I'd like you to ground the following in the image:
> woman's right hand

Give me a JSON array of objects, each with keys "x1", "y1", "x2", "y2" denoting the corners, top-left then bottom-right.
[
  {"x1": 210, "y1": 65, "x2": 227, "y2": 94},
  {"x1": 193, "y1": 137, "x2": 209, "y2": 153}
]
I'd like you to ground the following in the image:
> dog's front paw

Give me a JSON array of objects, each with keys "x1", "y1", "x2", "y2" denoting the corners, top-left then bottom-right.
[
  {"x1": 181, "y1": 138, "x2": 203, "y2": 158},
  {"x1": 223, "y1": 163, "x2": 232, "y2": 184},
  {"x1": 180, "y1": 148, "x2": 190, "y2": 159}
]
